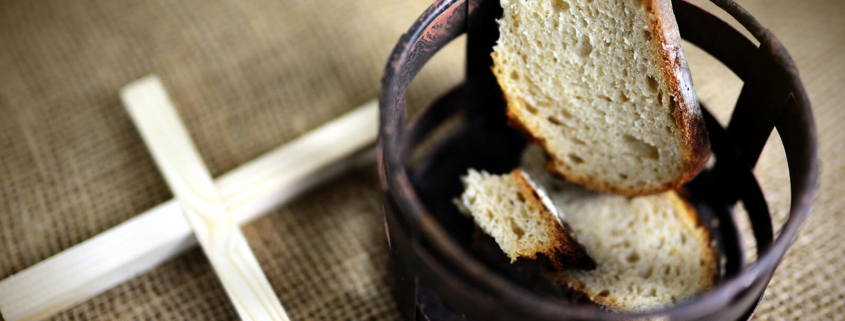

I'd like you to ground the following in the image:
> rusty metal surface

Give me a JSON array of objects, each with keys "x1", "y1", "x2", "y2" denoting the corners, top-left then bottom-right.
[{"x1": 378, "y1": 0, "x2": 818, "y2": 320}]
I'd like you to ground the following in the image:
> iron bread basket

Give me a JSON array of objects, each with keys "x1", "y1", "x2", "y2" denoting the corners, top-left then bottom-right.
[{"x1": 377, "y1": 0, "x2": 819, "y2": 320}]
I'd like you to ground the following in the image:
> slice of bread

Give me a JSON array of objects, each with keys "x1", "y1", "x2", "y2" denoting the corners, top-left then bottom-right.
[
  {"x1": 457, "y1": 169, "x2": 595, "y2": 270},
  {"x1": 521, "y1": 146, "x2": 716, "y2": 311},
  {"x1": 492, "y1": 0, "x2": 709, "y2": 196}
]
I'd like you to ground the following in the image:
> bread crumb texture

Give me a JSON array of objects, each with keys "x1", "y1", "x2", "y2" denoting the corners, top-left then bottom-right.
[
  {"x1": 521, "y1": 146, "x2": 715, "y2": 311},
  {"x1": 457, "y1": 169, "x2": 594, "y2": 270},
  {"x1": 492, "y1": 0, "x2": 703, "y2": 195}
]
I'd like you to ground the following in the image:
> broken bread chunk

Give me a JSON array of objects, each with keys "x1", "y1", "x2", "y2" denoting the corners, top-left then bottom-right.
[
  {"x1": 522, "y1": 146, "x2": 716, "y2": 311},
  {"x1": 457, "y1": 168, "x2": 595, "y2": 270},
  {"x1": 492, "y1": 0, "x2": 709, "y2": 196}
]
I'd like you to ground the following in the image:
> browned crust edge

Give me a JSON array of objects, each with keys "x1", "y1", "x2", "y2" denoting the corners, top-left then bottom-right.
[
  {"x1": 510, "y1": 169, "x2": 596, "y2": 271},
  {"x1": 548, "y1": 191, "x2": 717, "y2": 311},
  {"x1": 667, "y1": 190, "x2": 719, "y2": 288},
  {"x1": 647, "y1": 0, "x2": 711, "y2": 190},
  {"x1": 491, "y1": 0, "x2": 710, "y2": 197}
]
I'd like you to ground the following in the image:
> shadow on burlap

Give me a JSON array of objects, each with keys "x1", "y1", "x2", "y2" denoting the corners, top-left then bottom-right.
[{"x1": 0, "y1": 0, "x2": 842, "y2": 320}]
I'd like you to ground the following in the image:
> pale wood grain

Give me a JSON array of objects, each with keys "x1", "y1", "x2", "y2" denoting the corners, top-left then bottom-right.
[
  {"x1": 122, "y1": 75, "x2": 289, "y2": 321},
  {"x1": 0, "y1": 75, "x2": 378, "y2": 321}
]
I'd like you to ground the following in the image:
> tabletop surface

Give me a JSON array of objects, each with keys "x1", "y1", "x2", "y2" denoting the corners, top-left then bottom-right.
[{"x1": 0, "y1": 0, "x2": 842, "y2": 320}]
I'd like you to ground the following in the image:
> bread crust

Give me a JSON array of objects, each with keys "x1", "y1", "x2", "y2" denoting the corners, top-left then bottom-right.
[
  {"x1": 646, "y1": 0, "x2": 711, "y2": 192},
  {"x1": 492, "y1": 0, "x2": 710, "y2": 196},
  {"x1": 667, "y1": 191, "x2": 718, "y2": 288},
  {"x1": 511, "y1": 169, "x2": 596, "y2": 270}
]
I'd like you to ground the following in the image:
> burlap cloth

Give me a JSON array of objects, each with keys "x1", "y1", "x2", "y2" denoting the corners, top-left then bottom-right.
[{"x1": 0, "y1": 0, "x2": 842, "y2": 319}]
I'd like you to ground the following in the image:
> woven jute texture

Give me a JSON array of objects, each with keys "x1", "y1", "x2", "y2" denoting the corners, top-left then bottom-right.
[{"x1": 0, "y1": 0, "x2": 842, "y2": 320}]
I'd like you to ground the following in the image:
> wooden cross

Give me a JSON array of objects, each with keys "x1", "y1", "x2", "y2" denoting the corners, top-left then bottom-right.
[{"x1": 0, "y1": 75, "x2": 378, "y2": 321}]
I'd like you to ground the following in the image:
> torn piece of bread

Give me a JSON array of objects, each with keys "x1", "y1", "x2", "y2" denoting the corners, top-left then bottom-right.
[
  {"x1": 521, "y1": 146, "x2": 716, "y2": 311},
  {"x1": 492, "y1": 0, "x2": 710, "y2": 196},
  {"x1": 457, "y1": 169, "x2": 595, "y2": 270}
]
